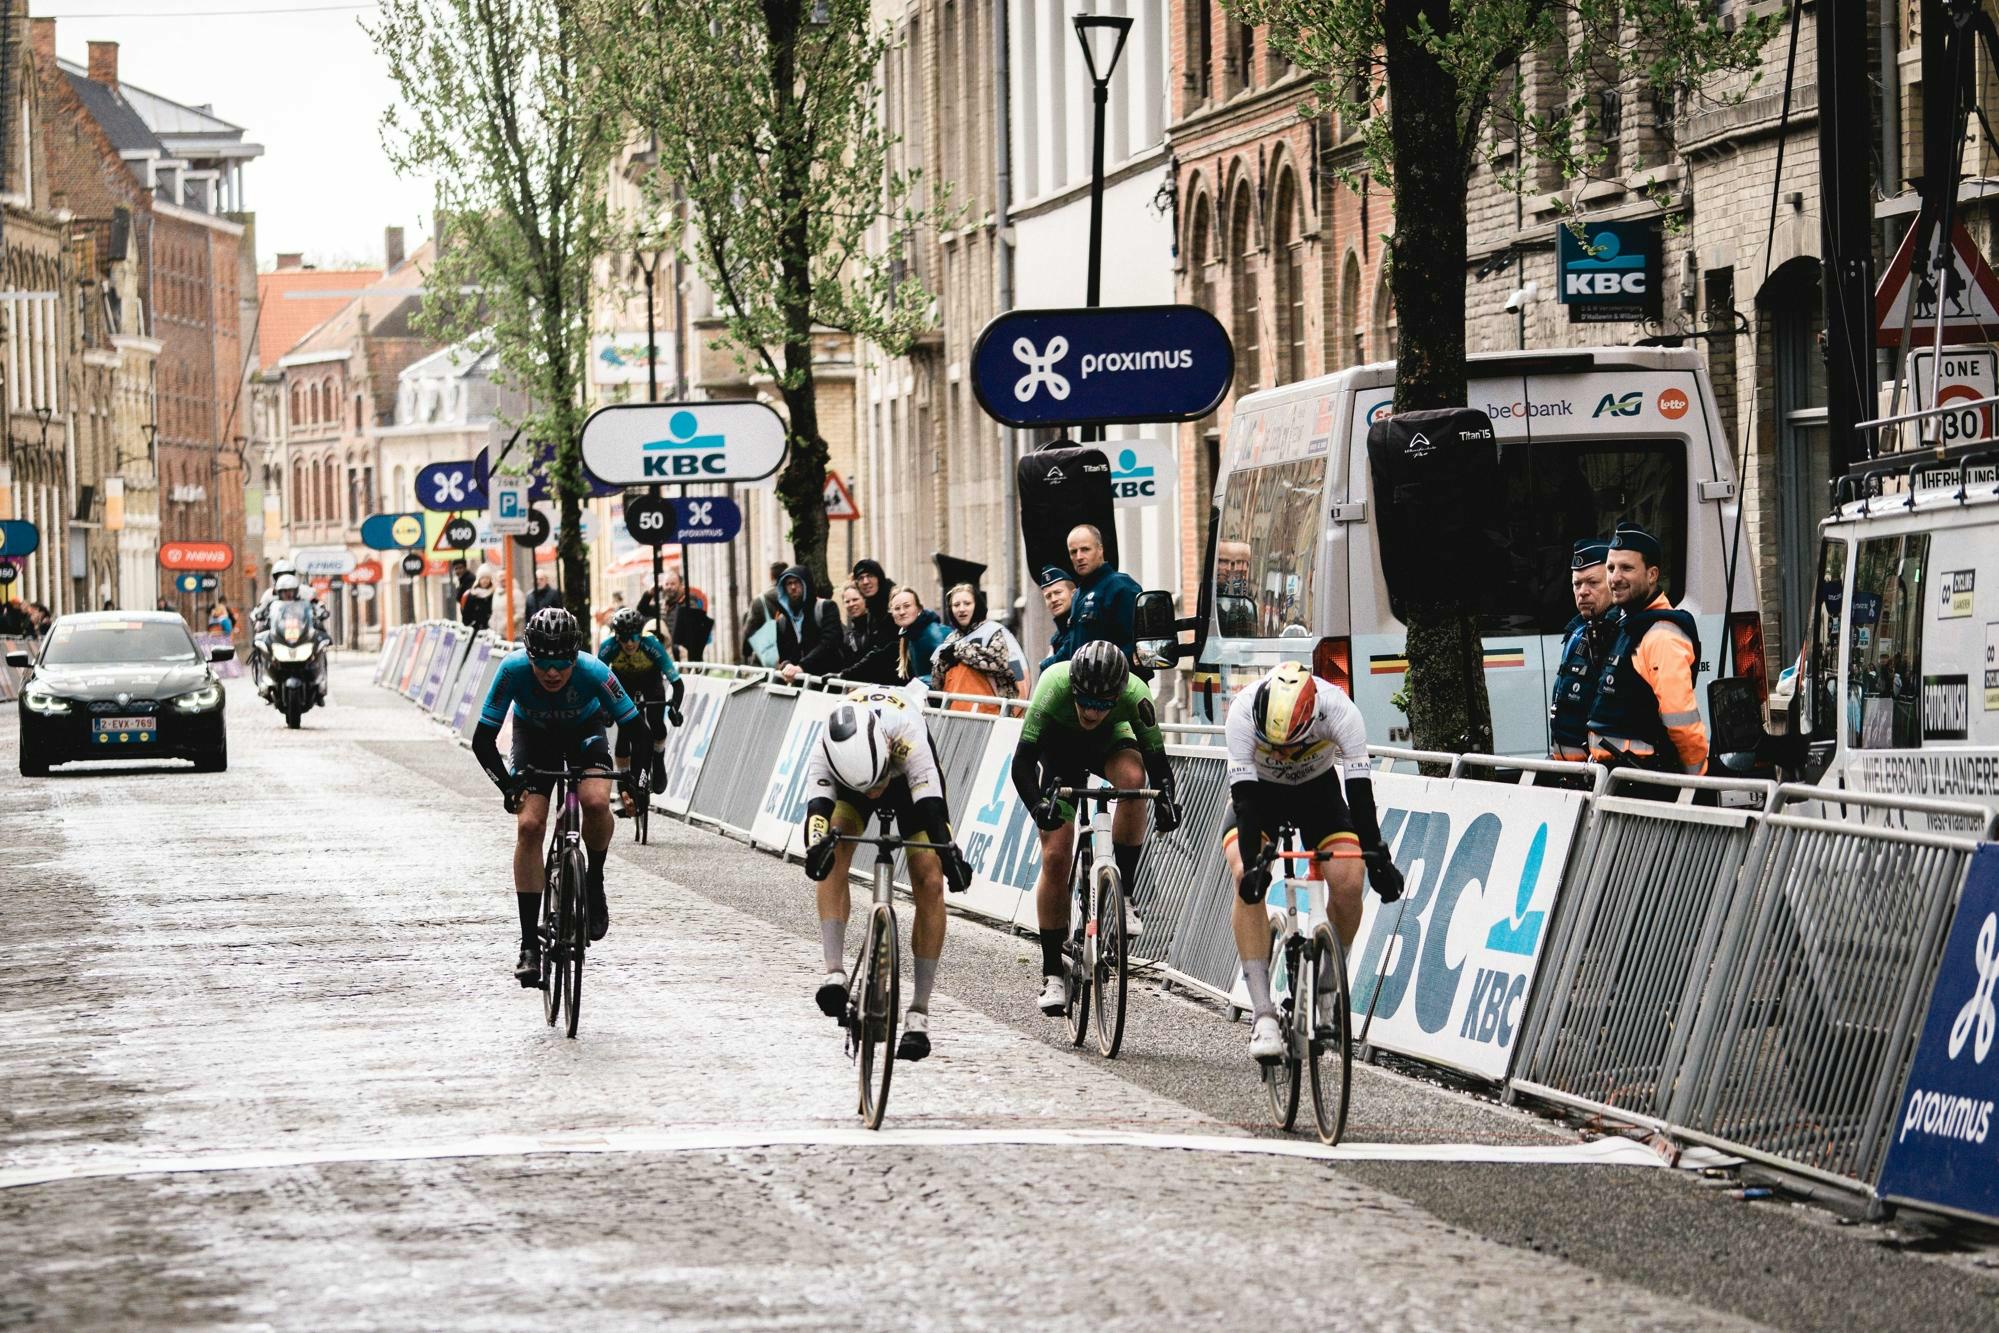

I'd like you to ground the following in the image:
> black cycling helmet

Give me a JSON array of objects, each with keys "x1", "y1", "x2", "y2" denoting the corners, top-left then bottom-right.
[
  {"x1": 524, "y1": 607, "x2": 579, "y2": 660},
  {"x1": 1068, "y1": 640, "x2": 1129, "y2": 704},
  {"x1": 610, "y1": 607, "x2": 644, "y2": 639}
]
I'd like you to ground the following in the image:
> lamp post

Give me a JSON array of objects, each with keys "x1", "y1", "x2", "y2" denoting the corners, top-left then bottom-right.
[
  {"x1": 1072, "y1": 12, "x2": 1132, "y2": 444},
  {"x1": 634, "y1": 237, "x2": 669, "y2": 621}
]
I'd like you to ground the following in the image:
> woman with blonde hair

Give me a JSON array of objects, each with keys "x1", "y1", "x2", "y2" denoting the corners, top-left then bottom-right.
[{"x1": 931, "y1": 582, "x2": 1027, "y2": 712}]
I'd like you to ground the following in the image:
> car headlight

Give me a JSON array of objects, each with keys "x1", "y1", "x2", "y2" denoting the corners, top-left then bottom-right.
[
  {"x1": 172, "y1": 681, "x2": 224, "y2": 713},
  {"x1": 22, "y1": 686, "x2": 72, "y2": 716}
]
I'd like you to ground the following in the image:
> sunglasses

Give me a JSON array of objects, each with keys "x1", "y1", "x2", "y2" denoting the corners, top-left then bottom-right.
[
  {"x1": 531, "y1": 656, "x2": 576, "y2": 671},
  {"x1": 1076, "y1": 696, "x2": 1115, "y2": 712}
]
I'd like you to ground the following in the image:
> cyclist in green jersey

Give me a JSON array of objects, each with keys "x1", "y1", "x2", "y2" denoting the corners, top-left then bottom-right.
[{"x1": 1009, "y1": 641, "x2": 1181, "y2": 1015}]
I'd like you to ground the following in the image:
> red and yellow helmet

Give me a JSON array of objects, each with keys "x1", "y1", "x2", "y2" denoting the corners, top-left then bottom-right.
[{"x1": 1253, "y1": 661, "x2": 1318, "y2": 747}]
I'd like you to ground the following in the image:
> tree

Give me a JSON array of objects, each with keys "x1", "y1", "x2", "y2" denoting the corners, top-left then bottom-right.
[
  {"x1": 371, "y1": 0, "x2": 621, "y2": 630},
  {"x1": 590, "y1": 0, "x2": 944, "y2": 592},
  {"x1": 1227, "y1": 0, "x2": 1774, "y2": 755}
]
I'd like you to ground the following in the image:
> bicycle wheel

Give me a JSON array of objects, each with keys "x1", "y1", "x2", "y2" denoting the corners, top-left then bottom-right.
[
  {"x1": 560, "y1": 845, "x2": 587, "y2": 1038},
  {"x1": 1066, "y1": 852, "x2": 1092, "y2": 1048},
  {"x1": 1307, "y1": 925, "x2": 1354, "y2": 1145},
  {"x1": 1263, "y1": 929, "x2": 1301, "y2": 1130},
  {"x1": 855, "y1": 903, "x2": 900, "y2": 1129},
  {"x1": 541, "y1": 848, "x2": 565, "y2": 1028},
  {"x1": 1092, "y1": 863, "x2": 1128, "y2": 1059},
  {"x1": 633, "y1": 775, "x2": 650, "y2": 845}
]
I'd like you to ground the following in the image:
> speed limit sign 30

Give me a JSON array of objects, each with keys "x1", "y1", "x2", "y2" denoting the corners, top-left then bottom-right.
[{"x1": 1911, "y1": 347, "x2": 1999, "y2": 443}]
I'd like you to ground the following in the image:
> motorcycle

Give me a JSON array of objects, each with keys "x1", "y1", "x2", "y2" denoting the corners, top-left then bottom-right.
[{"x1": 256, "y1": 600, "x2": 328, "y2": 729}]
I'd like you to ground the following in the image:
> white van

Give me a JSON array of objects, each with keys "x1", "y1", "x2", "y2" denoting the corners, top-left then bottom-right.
[
  {"x1": 1188, "y1": 346, "x2": 1764, "y2": 756},
  {"x1": 1788, "y1": 444, "x2": 1999, "y2": 811}
]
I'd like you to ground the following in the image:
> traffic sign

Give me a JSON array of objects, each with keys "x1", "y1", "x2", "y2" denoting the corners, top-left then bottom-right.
[
  {"x1": 0, "y1": 562, "x2": 16, "y2": 586},
  {"x1": 669, "y1": 496, "x2": 742, "y2": 544},
  {"x1": 360, "y1": 512, "x2": 426, "y2": 550},
  {"x1": 353, "y1": 583, "x2": 377, "y2": 603},
  {"x1": 1876, "y1": 220, "x2": 1999, "y2": 348},
  {"x1": 348, "y1": 559, "x2": 384, "y2": 586},
  {"x1": 823, "y1": 470, "x2": 860, "y2": 522},
  {"x1": 174, "y1": 573, "x2": 220, "y2": 593},
  {"x1": 400, "y1": 552, "x2": 426, "y2": 576},
  {"x1": 440, "y1": 516, "x2": 478, "y2": 550},
  {"x1": 0, "y1": 518, "x2": 39, "y2": 557},
  {"x1": 294, "y1": 546, "x2": 357, "y2": 577},
  {"x1": 624, "y1": 493, "x2": 675, "y2": 547},
  {"x1": 474, "y1": 440, "x2": 620, "y2": 502},
  {"x1": 159, "y1": 540, "x2": 233, "y2": 571},
  {"x1": 513, "y1": 507, "x2": 552, "y2": 549},
  {"x1": 489, "y1": 476, "x2": 532, "y2": 535},
  {"x1": 416, "y1": 460, "x2": 487, "y2": 512},
  {"x1": 579, "y1": 402, "x2": 788, "y2": 484},
  {"x1": 971, "y1": 305, "x2": 1234, "y2": 429},
  {"x1": 1910, "y1": 346, "x2": 1998, "y2": 444}
]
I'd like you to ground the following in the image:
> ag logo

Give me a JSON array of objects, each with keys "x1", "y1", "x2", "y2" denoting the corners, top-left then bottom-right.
[
  {"x1": 1593, "y1": 392, "x2": 1643, "y2": 418},
  {"x1": 1656, "y1": 388, "x2": 1690, "y2": 420},
  {"x1": 1012, "y1": 337, "x2": 1071, "y2": 403},
  {"x1": 1948, "y1": 912, "x2": 1998, "y2": 1064}
]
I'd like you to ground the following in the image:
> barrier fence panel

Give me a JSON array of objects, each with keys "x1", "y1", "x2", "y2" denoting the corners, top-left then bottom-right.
[
  {"x1": 399, "y1": 625, "x2": 436, "y2": 699},
  {"x1": 1664, "y1": 788, "x2": 1998, "y2": 1190},
  {"x1": 1511, "y1": 772, "x2": 1775, "y2": 1125},
  {"x1": 685, "y1": 684, "x2": 800, "y2": 834},
  {"x1": 1155, "y1": 750, "x2": 1240, "y2": 998},
  {"x1": 373, "y1": 625, "x2": 406, "y2": 685},
  {"x1": 0, "y1": 636, "x2": 31, "y2": 702},
  {"x1": 445, "y1": 637, "x2": 492, "y2": 730},
  {"x1": 659, "y1": 676, "x2": 729, "y2": 813},
  {"x1": 430, "y1": 633, "x2": 475, "y2": 721},
  {"x1": 420, "y1": 629, "x2": 467, "y2": 714}
]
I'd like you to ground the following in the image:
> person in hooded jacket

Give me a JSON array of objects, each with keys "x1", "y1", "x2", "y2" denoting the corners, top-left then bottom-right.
[
  {"x1": 844, "y1": 559, "x2": 904, "y2": 684},
  {"x1": 773, "y1": 565, "x2": 846, "y2": 682},
  {"x1": 890, "y1": 587, "x2": 951, "y2": 686},
  {"x1": 932, "y1": 582, "x2": 1029, "y2": 710}
]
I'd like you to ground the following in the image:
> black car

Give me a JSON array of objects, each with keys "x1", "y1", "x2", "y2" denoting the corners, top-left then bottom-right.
[{"x1": 9, "y1": 612, "x2": 232, "y2": 776}]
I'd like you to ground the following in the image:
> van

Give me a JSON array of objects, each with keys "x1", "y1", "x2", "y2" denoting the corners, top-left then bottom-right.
[{"x1": 1184, "y1": 346, "x2": 1764, "y2": 755}]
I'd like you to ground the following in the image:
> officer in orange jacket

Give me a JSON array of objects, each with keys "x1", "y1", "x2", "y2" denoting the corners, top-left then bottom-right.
[{"x1": 1587, "y1": 524, "x2": 1709, "y2": 775}]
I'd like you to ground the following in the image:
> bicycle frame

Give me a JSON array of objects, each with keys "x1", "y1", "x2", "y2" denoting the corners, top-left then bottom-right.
[
  {"x1": 1262, "y1": 830, "x2": 1330, "y2": 1041},
  {"x1": 1054, "y1": 785, "x2": 1159, "y2": 971}
]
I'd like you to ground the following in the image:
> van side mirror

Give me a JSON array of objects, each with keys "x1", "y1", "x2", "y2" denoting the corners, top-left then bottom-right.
[{"x1": 1134, "y1": 589, "x2": 1177, "y2": 669}]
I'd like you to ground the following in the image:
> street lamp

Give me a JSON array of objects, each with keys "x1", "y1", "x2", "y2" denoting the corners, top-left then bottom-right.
[{"x1": 1073, "y1": 12, "x2": 1132, "y2": 445}]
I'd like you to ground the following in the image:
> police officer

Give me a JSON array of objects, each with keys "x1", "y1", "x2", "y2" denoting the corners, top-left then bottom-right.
[
  {"x1": 1549, "y1": 538, "x2": 1619, "y2": 760},
  {"x1": 1587, "y1": 525, "x2": 1709, "y2": 776},
  {"x1": 1038, "y1": 565, "x2": 1081, "y2": 670}
]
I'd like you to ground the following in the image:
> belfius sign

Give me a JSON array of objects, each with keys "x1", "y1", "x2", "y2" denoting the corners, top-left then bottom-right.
[
  {"x1": 971, "y1": 305, "x2": 1234, "y2": 429},
  {"x1": 579, "y1": 402, "x2": 788, "y2": 484},
  {"x1": 158, "y1": 540, "x2": 234, "y2": 572}
]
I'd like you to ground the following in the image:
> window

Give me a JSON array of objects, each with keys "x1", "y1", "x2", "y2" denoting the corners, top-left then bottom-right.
[
  {"x1": 1232, "y1": 23, "x2": 1255, "y2": 94},
  {"x1": 1272, "y1": 175, "x2": 1304, "y2": 384},
  {"x1": 1337, "y1": 253, "x2": 1363, "y2": 368},
  {"x1": 1214, "y1": 457, "x2": 1323, "y2": 639},
  {"x1": 1801, "y1": 536, "x2": 1848, "y2": 762},
  {"x1": 1847, "y1": 533, "x2": 1929, "y2": 749},
  {"x1": 1187, "y1": 196, "x2": 1214, "y2": 312},
  {"x1": 1192, "y1": 0, "x2": 1212, "y2": 104},
  {"x1": 1230, "y1": 189, "x2": 1259, "y2": 390}
]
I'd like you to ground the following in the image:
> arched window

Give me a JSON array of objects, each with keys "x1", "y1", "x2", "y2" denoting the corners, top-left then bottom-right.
[
  {"x1": 1187, "y1": 193, "x2": 1215, "y2": 314},
  {"x1": 290, "y1": 383, "x2": 302, "y2": 426},
  {"x1": 1230, "y1": 186, "x2": 1260, "y2": 391},
  {"x1": 292, "y1": 460, "x2": 308, "y2": 522},
  {"x1": 1370, "y1": 265, "x2": 1396, "y2": 364},
  {"x1": 1271, "y1": 173, "x2": 1304, "y2": 384},
  {"x1": 320, "y1": 458, "x2": 336, "y2": 520},
  {"x1": 1340, "y1": 253, "x2": 1363, "y2": 369}
]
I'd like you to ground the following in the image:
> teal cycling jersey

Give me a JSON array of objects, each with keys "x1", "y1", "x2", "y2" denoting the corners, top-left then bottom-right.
[
  {"x1": 597, "y1": 632, "x2": 680, "y2": 681},
  {"x1": 479, "y1": 649, "x2": 641, "y2": 731}
]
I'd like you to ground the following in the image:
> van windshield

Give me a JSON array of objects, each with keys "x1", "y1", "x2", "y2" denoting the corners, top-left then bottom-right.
[
  {"x1": 1380, "y1": 438, "x2": 1687, "y2": 635},
  {"x1": 1214, "y1": 457, "x2": 1322, "y2": 638}
]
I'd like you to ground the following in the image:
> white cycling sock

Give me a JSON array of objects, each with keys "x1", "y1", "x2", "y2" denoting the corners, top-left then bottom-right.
[
  {"x1": 820, "y1": 917, "x2": 847, "y2": 974},
  {"x1": 1243, "y1": 958, "x2": 1275, "y2": 1020},
  {"x1": 912, "y1": 955, "x2": 939, "y2": 1013}
]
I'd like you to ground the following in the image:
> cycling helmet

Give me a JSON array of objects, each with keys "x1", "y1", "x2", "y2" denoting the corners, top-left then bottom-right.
[
  {"x1": 1254, "y1": 661, "x2": 1319, "y2": 747},
  {"x1": 610, "y1": 607, "x2": 644, "y2": 639},
  {"x1": 1068, "y1": 640, "x2": 1129, "y2": 705},
  {"x1": 273, "y1": 574, "x2": 301, "y2": 596},
  {"x1": 822, "y1": 703, "x2": 892, "y2": 791},
  {"x1": 524, "y1": 607, "x2": 579, "y2": 660}
]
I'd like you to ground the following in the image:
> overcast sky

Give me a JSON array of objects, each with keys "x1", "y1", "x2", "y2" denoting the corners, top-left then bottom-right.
[{"x1": 41, "y1": 0, "x2": 432, "y2": 269}]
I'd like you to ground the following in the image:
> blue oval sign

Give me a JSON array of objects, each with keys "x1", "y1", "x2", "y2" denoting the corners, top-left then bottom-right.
[
  {"x1": 415, "y1": 460, "x2": 487, "y2": 512},
  {"x1": 0, "y1": 519, "x2": 40, "y2": 558},
  {"x1": 972, "y1": 305, "x2": 1234, "y2": 429},
  {"x1": 475, "y1": 440, "x2": 620, "y2": 501},
  {"x1": 671, "y1": 496, "x2": 742, "y2": 544},
  {"x1": 360, "y1": 512, "x2": 427, "y2": 551}
]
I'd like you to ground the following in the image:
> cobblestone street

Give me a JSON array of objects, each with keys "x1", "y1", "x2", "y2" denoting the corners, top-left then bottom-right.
[{"x1": 4, "y1": 660, "x2": 1996, "y2": 1330}]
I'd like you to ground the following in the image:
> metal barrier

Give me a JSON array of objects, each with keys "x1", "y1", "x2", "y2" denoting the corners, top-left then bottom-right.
[
  {"x1": 684, "y1": 683, "x2": 801, "y2": 835},
  {"x1": 0, "y1": 635, "x2": 32, "y2": 702},
  {"x1": 1154, "y1": 751, "x2": 1238, "y2": 998}
]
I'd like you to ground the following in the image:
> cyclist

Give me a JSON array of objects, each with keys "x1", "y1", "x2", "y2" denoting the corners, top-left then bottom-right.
[
  {"x1": 1222, "y1": 661, "x2": 1404, "y2": 1063},
  {"x1": 801, "y1": 685, "x2": 973, "y2": 1061},
  {"x1": 472, "y1": 607, "x2": 646, "y2": 987},
  {"x1": 1008, "y1": 640, "x2": 1180, "y2": 1017},
  {"x1": 597, "y1": 606, "x2": 685, "y2": 813}
]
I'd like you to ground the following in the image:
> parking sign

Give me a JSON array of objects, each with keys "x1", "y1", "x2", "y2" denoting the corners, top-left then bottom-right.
[{"x1": 490, "y1": 477, "x2": 531, "y2": 535}]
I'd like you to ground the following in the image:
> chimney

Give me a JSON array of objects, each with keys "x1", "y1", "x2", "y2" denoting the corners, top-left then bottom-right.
[
  {"x1": 275, "y1": 253, "x2": 304, "y2": 271},
  {"x1": 383, "y1": 226, "x2": 406, "y2": 271},
  {"x1": 87, "y1": 40, "x2": 119, "y2": 87},
  {"x1": 29, "y1": 19, "x2": 55, "y2": 65}
]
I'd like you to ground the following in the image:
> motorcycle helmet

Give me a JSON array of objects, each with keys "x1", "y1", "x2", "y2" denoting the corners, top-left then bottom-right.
[{"x1": 274, "y1": 574, "x2": 301, "y2": 598}]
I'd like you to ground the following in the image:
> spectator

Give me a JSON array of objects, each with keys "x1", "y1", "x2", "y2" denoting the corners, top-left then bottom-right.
[
  {"x1": 1587, "y1": 524, "x2": 1709, "y2": 777},
  {"x1": 657, "y1": 570, "x2": 713, "y2": 662},
  {"x1": 889, "y1": 587, "x2": 949, "y2": 686},
  {"x1": 838, "y1": 582, "x2": 869, "y2": 669},
  {"x1": 100, "y1": 597, "x2": 116, "y2": 611},
  {"x1": 0, "y1": 597, "x2": 30, "y2": 637},
  {"x1": 155, "y1": 598, "x2": 173, "y2": 613},
  {"x1": 28, "y1": 602, "x2": 52, "y2": 634},
  {"x1": 932, "y1": 582, "x2": 1028, "y2": 710},
  {"x1": 208, "y1": 600, "x2": 236, "y2": 637},
  {"x1": 740, "y1": 560, "x2": 789, "y2": 666},
  {"x1": 1064, "y1": 524, "x2": 1140, "y2": 659},
  {"x1": 452, "y1": 561, "x2": 474, "y2": 609},
  {"x1": 459, "y1": 570, "x2": 495, "y2": 633},
  {"x1": 773, "y1": 565, "x2": 845, "y2": 682},
  {"x1": 525, "y1": 570, "x2": 563, "y2": 617},
  {"x1": 844, "y1": 558, "x2": 903, "y2": 684},
  {"x1": 1037, "y1": 566, "x2": 1081, "y2": 670},
  {"x1": 595, "y1": 590, "x2": 626, "y2": 629}
]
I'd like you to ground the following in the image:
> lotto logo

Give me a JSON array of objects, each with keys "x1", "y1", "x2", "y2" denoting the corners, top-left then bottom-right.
[{"x1": 1657, "y1": 388, "x2": 1690, "y2": 420}]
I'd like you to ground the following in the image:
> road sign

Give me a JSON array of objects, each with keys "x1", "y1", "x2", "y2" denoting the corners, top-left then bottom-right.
[
  {"x1": 579, "y1": 402, "x2": 788, "y2": 484},
  {"x1": 0, "y1": 562, "x2": 16, "y2": 585},
  {"x1": 669, "y1": 496, "x2": 742, "y2": 544},
  {"x1": 400, "y1": 552, "x2": 426, "y2": 576},
  {"x1": 1909, "y1": 346, "x2": 1998, "y2": 444},
  {"x1": 440, "y1": 516, "x2": 478, "y2": 550},
  {"x1": 823, "y1": 469, "x2": 860, "y2": 522},
  {"x1": 0, "y1": 518, "x2": 39, "y2": 557},
  {"x1": 1876, "y1": 220, "x2": 1999, "y2": 348},
  {"x1": 174, "y1": 573, "x2": 220, "y2": 593},
  {"x1": 971, "y1": 305, "x2": 1234, "y2": 429},
  {"x1": 360, "y1": 512, "x2": 426, "y2": 550},
  {"x1": 159, "y1": 540, "x2": 233, "y2": 572},
  {"x1": 513, "y1": 507, "x2": 552, "y2": 549},
  {"x1": 416, "y1": 460, "x2": 487, "y2": 512},
  {"x1": 348, "y1": 558, "x2": 384, "y2": 586},
  {"x1": 473, "y1": 440, "x2": 620, "y2": 502},
  {"x1": 353, "y1": 583, "x2": 377, "y2": 603},
  {"x1": 624, "y1": 493, "x2": 675, "y2": 546},
  {"x1": 489, "y1": 477, "x2": 532, "y2": 535},
  {"x1": 294, "y1": 546, "x2": 357, "y2": 577}
]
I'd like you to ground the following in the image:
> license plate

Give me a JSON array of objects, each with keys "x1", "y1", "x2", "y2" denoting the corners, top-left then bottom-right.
[{"x1": 92, "y1": 716, "x2": 158, "y2": 744}]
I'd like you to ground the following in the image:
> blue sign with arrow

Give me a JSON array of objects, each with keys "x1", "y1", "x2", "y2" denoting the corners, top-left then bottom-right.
[
  {"x1": 416, "y1": 460, "x2": 486, "y2": 512},
  {"x1": 671, "y1": 496, "x2": 742, "y2": 544},
  {"x1": 971, "y1": 304, "x2": 1234, "y2": 429},
  {"x1": 0, "y1": 518, "x2": 40, "y2": 557}
]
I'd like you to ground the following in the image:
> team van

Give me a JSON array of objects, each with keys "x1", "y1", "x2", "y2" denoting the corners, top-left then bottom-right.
[{"x1": 1180, "y1": 346, "x2": 1764, "y2": 755}]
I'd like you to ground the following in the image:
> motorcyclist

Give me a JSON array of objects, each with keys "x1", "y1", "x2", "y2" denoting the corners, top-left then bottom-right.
[{"x1": 257, "y1": 574, "x2": 331, "y2": 703}]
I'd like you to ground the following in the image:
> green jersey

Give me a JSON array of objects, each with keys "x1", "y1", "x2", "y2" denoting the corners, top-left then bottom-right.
[{"x1": 1018, "y1": 662, "x2": 1164, "y2": 753}]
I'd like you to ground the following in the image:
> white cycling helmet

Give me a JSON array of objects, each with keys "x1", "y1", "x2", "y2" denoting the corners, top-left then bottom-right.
[{"x1": 822, "y1": 704, "x2": 891, "y2": 791}]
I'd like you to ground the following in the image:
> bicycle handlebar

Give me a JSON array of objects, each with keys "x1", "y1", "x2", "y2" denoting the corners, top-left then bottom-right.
[
  {"x1": 1048, "y1": 786, "x2": 1162, "y2": 803},
  {"x1": 511, "y1": 766, "x2": 624, "y2": 783},
  {"x1": 831, "y1": 833, "x2": 925, "y2": 850}
]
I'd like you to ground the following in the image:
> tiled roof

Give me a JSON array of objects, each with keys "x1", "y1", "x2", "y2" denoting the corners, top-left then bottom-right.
[
  {"x1": 60, "y1": 67, "x2": 162, "y2": 156},
  {"x1": 257, "y1": 268, "x2": 381, "y2": 370},
  {"x1": 282, "y1": 241, "x2": 439, "y2": 365}
]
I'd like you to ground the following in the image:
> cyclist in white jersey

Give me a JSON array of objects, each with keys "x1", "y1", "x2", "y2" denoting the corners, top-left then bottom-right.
[{"x1": 1222, "y1": 662, "x2": 1404, "y2": 1062}]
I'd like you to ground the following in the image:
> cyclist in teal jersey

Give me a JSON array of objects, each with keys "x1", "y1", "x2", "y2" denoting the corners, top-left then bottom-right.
[
  {"x1": 473, "y1": 608, "x2": 645, "y2": 986},
  {"x1": 1008, "y1": 641, "x2": 1180, "y2": 1016},
  {"x1": 597, "y1": 606, "x2": 684, "y2": 809}
]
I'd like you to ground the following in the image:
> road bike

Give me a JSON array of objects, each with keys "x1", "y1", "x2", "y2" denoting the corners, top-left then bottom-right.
[
  {"x1": 1252, "y1": 824, "x2": 1353, "y2": 1144},
  {"x1": 833, "y1": 810, "x2": 909, "y2": 1129},
  {"x1": 517, "y1": 762, "x2": 620, "y2": 1039},
  {"x1": 628, "y1": 756, "x2": 652, "y2": 845},
  {"x1": 1050, "y1": 783, "x2": 1161, "y2": 1060}
]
